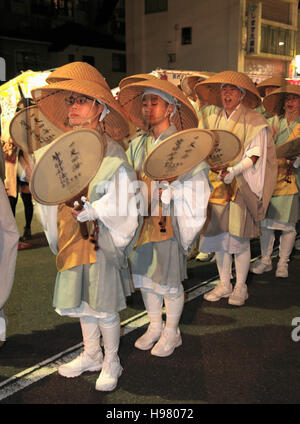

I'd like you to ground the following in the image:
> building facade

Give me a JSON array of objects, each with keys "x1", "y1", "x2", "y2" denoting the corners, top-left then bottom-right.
[
  {"x1": 0, "y1": 0, "x2": 126, "y2": 87},
  {"x1": 125, "y1": 0, "x2": 298, "y2": 81}
]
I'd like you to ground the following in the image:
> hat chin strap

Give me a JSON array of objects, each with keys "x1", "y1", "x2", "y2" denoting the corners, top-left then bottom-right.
[{"x1": 69, "y1": 112, "x2": 100, "y2": 129}]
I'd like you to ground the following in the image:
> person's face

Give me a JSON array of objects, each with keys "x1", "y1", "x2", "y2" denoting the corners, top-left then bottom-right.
[
  {"x1": 264, "y1": 86, "x2": 278, "y2": 96},
  {"x1": 65, "y1": 92, "x2": 103, "y2": 128},
  {"x1": 141, "y1": 94, "x2": 173, "y2": 129},
  {"x1": 221, "y1": 84, "x2": 244, "y2": 115},
  {"x1": 284, "y1": 94, "x2": 300, "y2": 116}
]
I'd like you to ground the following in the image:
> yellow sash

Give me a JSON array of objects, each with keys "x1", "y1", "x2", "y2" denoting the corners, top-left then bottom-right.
[
  {"x1": 206, "y1": 106, "x2": 264, "y2": 206},
  {"x1": 135, "y1": 172, "x2": 174, "y2": 247},
  {"x1": 56, "y1": 203, "x2": 96, "y2": 272},
  {"x1": 208, "y1": 169, "x2": 238, "y2": 205},
  {"x1": 272, "y1": 122, "x2": 300, "y2": 196}
]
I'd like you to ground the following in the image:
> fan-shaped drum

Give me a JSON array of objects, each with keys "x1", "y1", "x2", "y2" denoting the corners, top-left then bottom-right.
[
  {"x1": 143, "y1": 128, "x2": 215, "y2": 181},
  {"x1": 30, "y1": 129, "x2": 106, "y2": 205},
  {"x1": 276, "y1": 137, "x2": 300, "y2": 160},
  {"x1": 9, "y1": 105, "x2": 63, "y2": 154},
  {"x1": 206, "y1": 129, "x2": 243, "y2": 169}
]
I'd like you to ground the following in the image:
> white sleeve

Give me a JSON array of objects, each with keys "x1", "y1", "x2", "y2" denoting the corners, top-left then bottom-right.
[
  {"x1": 36, "y1": 203, "x2": 58, "y2": 255},
  {"x1": 242, "y1": 127, "x2": 268, "y2": 199},
  {"x1": 91, "y1": 166, "x2": 139, "y2": 249},
  {"x1": 171, "y1": 169, "x2": 211, "y2": 251}
]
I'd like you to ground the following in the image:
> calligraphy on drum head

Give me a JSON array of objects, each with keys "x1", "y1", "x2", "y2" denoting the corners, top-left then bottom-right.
[
  {"x1": 19, "y1": 110, "x2": 58, "y2": 146},
  {"x1": 163, "y1": 135, "x2": 199, "y2": 175},
  {"x1": 51, "y1": 141, "x2": 82, "y2": 190},
  {"x1": 207, "y1": 140, "x2": 223, "y2": 167}
]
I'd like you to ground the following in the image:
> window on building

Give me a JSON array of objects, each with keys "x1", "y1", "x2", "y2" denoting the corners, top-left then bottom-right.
[
  {"x1": 77, "y1": 0, "x2": 88, "y2": 11},
  {"x1": 112, "y1": 53, "x2": 126, "y2": 72},
  {"x1": 181, "y1": 27, "x2": 192, "y2": 45},
  {"x1": 145, "y1": 0, "x2": 168, "y2": 14},
  {"x1": 261, "y1": 24, "x2": 294, "y2": 57},
  {"x1": 168, "y1": 53, "x2": 176, "y2": 64},
  {"x1": 51, "y1": 0, "x2": 73, "y2": 17},
  {"x1": 82, "y1": 56, "x2": 95, "y2": 66},
  {"x1": 15, "y1": 51, "x2": 38, "y2": 73},
  {"x1": 31, "y1": 0, "x2": 52, "y2": 14}
]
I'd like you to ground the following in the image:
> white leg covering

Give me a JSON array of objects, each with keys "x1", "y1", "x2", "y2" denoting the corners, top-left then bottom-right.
[
  {"x1": 0, "y1": 309, "x2": 7, "y2": 342},
  {"x1": 260, "y1": 228, "x2": 275, "y2": 264},
  {"x1": 203, "y1": 250, "x2": 233, "y2": 302},
  {"x1": 250, "y1": 227, "x2": 274, "y2": 274},
  {"x1": 234, "y1": 244, "x2": 251, "y2": 288},
  {"x1": 80, "y1": 316, "x2": 102, "y2": 359},
  {"x1": 164, "y1": 292, "x2": 184, "y2": 332},
  {"x1": 151, "y1": 291, "x2": 184, "y2": 357},
  {"x1": 278, "y1": 229, "x2": 296, "y2": 264},
  {"x1": 96, "y1": 314, "x2": 123, "y2": 391},
  {"x1": 216, "y1": 250, "x2": 233, "y2": 288},
  {"x1": 98, "y1": 314, "x2": 121, "y2": 363},
  {"x1": 141, "y1": 289, "x2": 163, "y2": 329},
  {"x1": 228, "y1": 245, "x2": 250, "y2": 306},
  {"x1": 58, "y1": 316, "x2": 103, "y2": 378},
  {"x1": 134, "y1": 289, "x2": 163, "y2": 350},
  {"x1": 276, "y1": 229, "x2": 296, "y2": 278}
]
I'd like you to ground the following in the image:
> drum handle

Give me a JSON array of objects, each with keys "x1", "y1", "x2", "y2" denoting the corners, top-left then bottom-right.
[
  {"x1": 285, "y1": 160, "x2": 294, "y2": 184},
  {"x1": 73, "y1": 201, "x2": 89, "y2": 240},
  {"x1": 89, "y1": 220, "x2": 99, "y2": 251},
  {"x1": 158, "y1": 191, "x2": 167, "y2": 233}
]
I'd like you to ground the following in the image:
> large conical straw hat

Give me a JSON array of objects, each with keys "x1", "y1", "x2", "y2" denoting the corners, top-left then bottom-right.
[
  {"x1": 31, "y1": 79, "x2": 129, "y2": 140},
  {"x1": 119, "y1": 73, "x2": 158, "y2": 90},
  {"x1": 118, "y1": 79, "x2": 198, "y2": 131},
  {"x1": 256, "y1": 76, "x2": 286, "y2": 97},
  {"x1": 263, "y1": 84, "x2": 300, "y2": 116},
  {"x1": 46, "y1": 61, "x2": 110, "y2": 91},
  {"x1": 181, "y1": 72, "x2": 215, "y2": 97},
  {"x1": 194, "y1": 70, "x2": 261, "y2": 109}
]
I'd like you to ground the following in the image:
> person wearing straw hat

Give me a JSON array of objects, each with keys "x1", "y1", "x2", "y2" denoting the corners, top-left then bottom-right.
[
  {"x1": 117, "y1": 73, "x2": 159, "y2": 150},
  {"x1": 255, "y1": 76, "x2": 286, "y2": 119},
  {"x1": 31, "y1": 62, "x2": 140, "y2": 392},
  {"x1": 194, "y1": 70, "x2": 277, "y2": 306},
  {"x1": 250, "y1": 84, "x2": 300, "y2": 278},
  {"x1": 181, "y1": 72, "x2": 218, "y2": 262},
  {"x1": 119, "y1": 79, "x2": 211, "y2": 357}
]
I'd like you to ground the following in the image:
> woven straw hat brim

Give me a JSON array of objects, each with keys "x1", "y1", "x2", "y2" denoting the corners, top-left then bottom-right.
[
  {"x1": 118, "y1": 79, "x2": 198, "y2": 131},
  {"x1": 181, "y1": 72, "x2": 216, "y2": 97},
  {"x1": 31, "y1": 79, "x2": 129, "y2": 140},
  {"x1": 46, "y1": 62, "x2": 110, "y2": 91},
  {"x1": 263, "y1": 84, "x2": 300, "y2": 116},
  {"x1": 256, "y1": 76, "x2": 286, "y2": 97},
  {"x1": 194, "y1": 70, "x2": 261, "y2": 109},
  {"x1": 119, "y1": 74, "x2": 158, "y2": 90}
]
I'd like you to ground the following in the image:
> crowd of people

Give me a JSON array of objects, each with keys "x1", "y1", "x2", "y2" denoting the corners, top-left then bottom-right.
[{"x1": 0, "y1": 62, "x2": 299, "y2": 392}]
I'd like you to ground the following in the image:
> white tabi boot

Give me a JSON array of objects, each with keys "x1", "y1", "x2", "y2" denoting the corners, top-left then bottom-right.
[
  {"x1": 250, "y1": 228, "x2": 274, "y2": 274},
  {"x1": 204, "y1": 251, "x2": 233, "y2": 301},
  {"x1": 276, "y1": 229, "x2": 296, "y2": 278},
  {"x1": 0, "y1": 309, "x2": 7, "y2": 348},
  {"x1": 229, "y1": 246, "x2": 250, "y2": 306},
  {"x1": 58, "y1": 316, "x2": 103, "y2": 378},
  {"x1": 151, "y1": 292, "x2": 184, "y2": 357},
  {"x1": 135, "y1": 290, "x2": 163, "y2": 350},
  {"x1": 96, "y1": 316, "x2": 123, "y2": 391}
]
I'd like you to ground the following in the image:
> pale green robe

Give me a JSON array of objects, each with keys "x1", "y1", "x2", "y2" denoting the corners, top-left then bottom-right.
[
  {"x1": 37, "y1": 136, "x2": 140, "y2": 316},
  {"x1": 262, "y1": 115, "x2": 300, "y2": 227},
  {"x1": 127, "y1": 124, "x2": 210, "y2": 295}
]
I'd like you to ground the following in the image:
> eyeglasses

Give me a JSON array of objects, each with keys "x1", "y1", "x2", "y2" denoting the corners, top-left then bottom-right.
[{"x1": 64, "y1": 95, "x2": 94, "y2": 105}]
